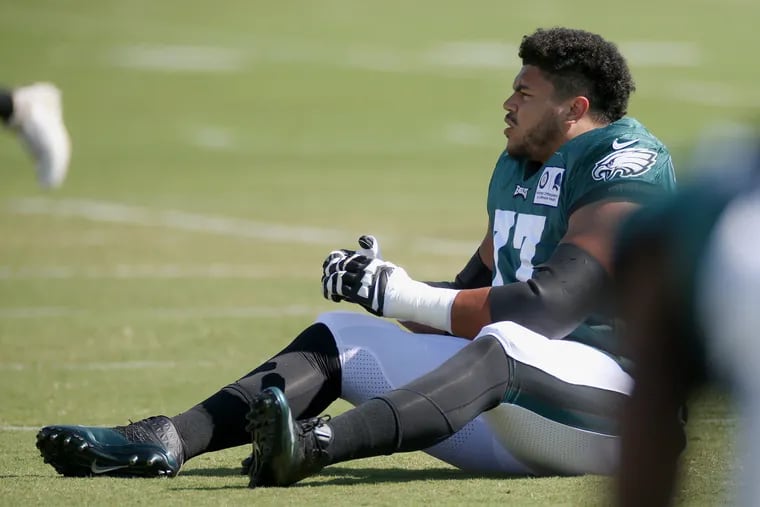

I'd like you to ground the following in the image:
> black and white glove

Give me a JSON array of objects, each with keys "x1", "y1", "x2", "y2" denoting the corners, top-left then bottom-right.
[
  {"x1": 321, "y1": 235, "x2": 387, "y2": 310},
  {"x1": 321, "y1": 235, "x2": 458, "y2": 332},
  {"x1": 323, "y1": 256, "x2": 398, "y2": 315}
]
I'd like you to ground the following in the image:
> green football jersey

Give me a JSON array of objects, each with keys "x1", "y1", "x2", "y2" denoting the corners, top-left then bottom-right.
[{"x1": 486, "y1": 117, "x2": 676, "y2": 355}]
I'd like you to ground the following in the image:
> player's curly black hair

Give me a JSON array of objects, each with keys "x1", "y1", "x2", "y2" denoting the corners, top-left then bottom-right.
[{"x1": 519, "y1": 27, "x2": 635, "y2": 123}]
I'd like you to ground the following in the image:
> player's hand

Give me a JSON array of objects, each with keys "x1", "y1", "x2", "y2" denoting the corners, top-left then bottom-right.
[
  {"x1": 321, "y1": 235, "x2": 393, "y2": 312},
  {"x1": 322, "y1": 253, "x2": 405, "y2": 316},
  {"x1": 321, "y1": 235, "x2": 382, "y2": 303},
  {"x1": 321, "y1": 234, "x2": 456, "y2": 332}
]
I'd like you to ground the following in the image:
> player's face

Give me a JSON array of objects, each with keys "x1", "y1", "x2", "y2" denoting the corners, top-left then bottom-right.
[{"x1": 503, "y1": 65, "x2": 566, "y2": 162}]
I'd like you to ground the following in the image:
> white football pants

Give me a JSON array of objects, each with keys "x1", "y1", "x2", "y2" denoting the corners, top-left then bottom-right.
[{"x1": 316, "y1": 311, "x2": 632, "y2": 476}]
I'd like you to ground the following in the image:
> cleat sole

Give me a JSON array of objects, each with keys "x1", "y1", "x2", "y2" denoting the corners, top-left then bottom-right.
[{"x1": 35, "y1": 425, "x2": 177, "y2": 478}]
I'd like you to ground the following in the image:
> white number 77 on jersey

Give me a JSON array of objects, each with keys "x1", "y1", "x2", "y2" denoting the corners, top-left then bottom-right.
[{"x1": 492, "y1": 210, "x2": 547, "y2": 285}]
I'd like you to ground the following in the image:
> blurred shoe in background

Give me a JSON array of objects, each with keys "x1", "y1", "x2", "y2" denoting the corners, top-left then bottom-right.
[{"x1": 7, "y1": 82, "x2": 71, "y2": 189}]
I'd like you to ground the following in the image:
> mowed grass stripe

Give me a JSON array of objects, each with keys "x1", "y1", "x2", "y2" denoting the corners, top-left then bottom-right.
[
  {"x1": 0, "y1": 264, "x2": 316, "y2": 280},
  {"x1": 7, "y1": 198, "x2": 474, "y2": 256},
  {"x1": 0, "y1": 305, "x2": 326, "y2": 319}
]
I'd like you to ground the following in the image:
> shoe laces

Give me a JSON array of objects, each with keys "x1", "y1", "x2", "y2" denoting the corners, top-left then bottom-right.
[
  {"x1": 115, "y1": 418, "x2": 159, "y2": 443},
  {"x1": 299, "y1": 415, "x2": 332, "y2": 459},
  {"x1": 300, "y1": 415, "x2": 331, "y2": 433}
]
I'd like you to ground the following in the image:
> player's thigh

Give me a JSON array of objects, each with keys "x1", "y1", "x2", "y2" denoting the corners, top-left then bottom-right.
[
  {"x1": 479, "y1": 321, "x2": 632, "y2": 476},
  {"x1": 316, "y1": 311, "x2": 470, "y2": 401},
  {"x1": 316, "y1": 311, "x2": 529, "y2": 475}
]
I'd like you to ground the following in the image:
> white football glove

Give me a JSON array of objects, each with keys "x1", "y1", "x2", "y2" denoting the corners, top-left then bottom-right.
[
  {"x1": 321, "y1": 235, "x2": 458, "y2": 332},
  {"x1": 321, "y1": 235, "x2": 384, "y2": 305},
  {"x1": 324, "y1": 254, "x2": 398, "y2": 316}
]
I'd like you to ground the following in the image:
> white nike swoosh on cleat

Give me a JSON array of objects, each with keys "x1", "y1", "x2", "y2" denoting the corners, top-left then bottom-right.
[
  {"x1": 612, "y1": 138, "x2": 639, "y2": 150},
  {"x1": 90, "y1": 461, "x2": 129, "y2": 474}
]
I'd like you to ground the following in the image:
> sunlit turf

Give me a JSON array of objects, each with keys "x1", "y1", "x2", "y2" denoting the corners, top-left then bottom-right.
[{"x1": 1, "y1": 0, "x2": 754, "y2": 504}]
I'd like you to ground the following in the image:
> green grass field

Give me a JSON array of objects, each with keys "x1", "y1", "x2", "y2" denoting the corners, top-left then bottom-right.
[{"x1": 0, "y1": 0, "x2": 753, "y2": 504}]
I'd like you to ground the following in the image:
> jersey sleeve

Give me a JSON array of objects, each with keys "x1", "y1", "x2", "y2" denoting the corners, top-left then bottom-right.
[{"x1": 564, "y1": 136, "x2": 676, "y2": 215}]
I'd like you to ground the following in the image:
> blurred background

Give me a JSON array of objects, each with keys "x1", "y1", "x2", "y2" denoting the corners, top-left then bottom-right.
[{"x1": 0, "y1": 0, "x2": 752, "y2": 504}]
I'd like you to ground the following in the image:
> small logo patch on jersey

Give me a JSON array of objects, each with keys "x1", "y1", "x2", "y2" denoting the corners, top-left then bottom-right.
[
  {"x1": 533, "y1": 166, "x2": 564, "y2": 207},
  {"x1": 592, "y1": 148, "x2": 658, "y2": 181},
  {"x1": 513, "y1": 185, "x2": 530, "y2": 199}
]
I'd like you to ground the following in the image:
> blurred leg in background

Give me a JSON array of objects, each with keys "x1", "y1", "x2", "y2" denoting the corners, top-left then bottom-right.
[{"x1": 1, "y1": 82, "x2": 71, "y2": 189}]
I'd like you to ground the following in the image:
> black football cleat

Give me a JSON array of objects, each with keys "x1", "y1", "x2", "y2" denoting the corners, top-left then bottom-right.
[
  {"x1": 246, "y1": 387, "x2": 332, "y2": 488},
  {"x1": 36, "y1": 415, "x2": 185, "y2": 477}
]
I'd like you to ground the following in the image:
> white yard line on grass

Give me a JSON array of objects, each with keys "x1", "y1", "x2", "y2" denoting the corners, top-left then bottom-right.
[
  {"x1": 110, "y1": 41, "x2": 747, "y2": 109},
  {"x1": 110, "y1": 45, "x2": 245, "y2": 72},
  {"x1": 619, "y1": 41, "x2": 701, "y2": 67},
  {"x1": 0, "y1": 307, "x2": 83, "y2": 318},
  {"x1": 185, "y1": 126, "x2": 236, "y2": 151},
  {"x1": 110, "y1": 40, "x2": 699, "y2": 76},
  {"x1": 141, "y1": 304, "x2": 321, "y2": 318},
  {"x1": 0, "y1": 426, "x2": 39, "y2": 432},
  {"x1": 0, "y1": 265, "x2": 308, "y2": 280},
  {"x1": 0, "y1": 305, "x2": 323, "y2": 320},
  {"x1": 8, "y1": 197, "x2": 353, "y2": 245},
  {"x1": 662, "y1": 80, "x2": 760, "y2": 108},
  {"x1": 7, "y1": 198, "x2": 474, "y2": 256},
  {"x1": 0, "y1": 361, "x2": 178, "y2": 371},
  {"x1": 63, "y1": 360, "x2": 178, "y2": 370}
]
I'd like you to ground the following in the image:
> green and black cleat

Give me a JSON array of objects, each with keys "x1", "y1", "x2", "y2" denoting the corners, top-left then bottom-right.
[
  {"x1": 245, "y1": 387, "x2": 333, "y2": 488},
  {"x1": 36, "y1": 415, "x2": 185, "y2": 478}
]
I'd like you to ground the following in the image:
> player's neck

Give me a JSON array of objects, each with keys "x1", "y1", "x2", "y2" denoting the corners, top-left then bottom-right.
[
  {"x1": 534, "y1": 117, "x2": 609, "y2": 164},
  {"x1": 533, "y1": 117, "x2": 612, "y2": 164},
  {"x1": 540, "y1": 117, "x2": 611, "y2": 161},
  {"x1": 566, "y1": 116, "x2": 610, "y2": 142}
]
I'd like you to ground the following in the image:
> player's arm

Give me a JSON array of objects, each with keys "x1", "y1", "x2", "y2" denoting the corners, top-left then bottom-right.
[
  {"x1": 614, "y1": 207, "x2": 687, "y2": 507},
  {"x1": 401, "y1": 226, "x2": 494, "y2": 334},
  {"x1": 449, "y1": 199, "x2": 635, "y2": 338},
  {"x1": 426, "y1": 226, "x2": 494, "y2": 289},
  {"x1": 323, "y1": 200, "x2": 635, "y2": 340}
]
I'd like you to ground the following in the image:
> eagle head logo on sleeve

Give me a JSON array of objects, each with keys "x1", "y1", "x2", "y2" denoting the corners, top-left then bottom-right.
[{"x1": 591, "y1": 146, "x2": 658, "y2": 181}]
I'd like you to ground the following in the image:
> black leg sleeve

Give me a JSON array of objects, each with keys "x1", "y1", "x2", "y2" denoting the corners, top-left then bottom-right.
[
  {"x1": 326, "y1": 335, "x2": 511, "y2": 462},
  {"x1": 172, "y1": 323, "x2": 341, "y2": 460},
  {"x1": 380, "y1": 334, "x2": 511, "y2": 451}
]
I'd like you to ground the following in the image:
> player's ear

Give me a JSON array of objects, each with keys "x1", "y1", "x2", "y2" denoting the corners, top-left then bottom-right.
[{"x1": 565, "y1": 96, "x2": 590, "y2": 122}]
